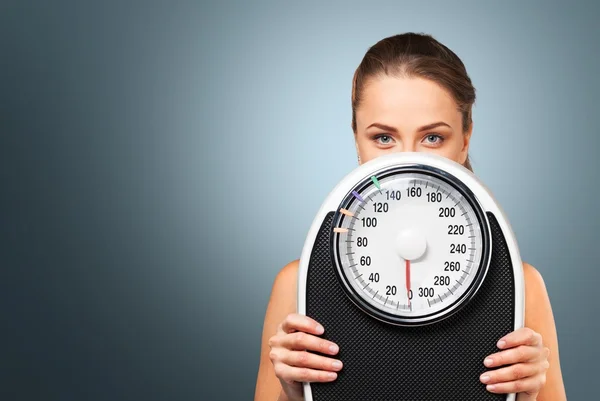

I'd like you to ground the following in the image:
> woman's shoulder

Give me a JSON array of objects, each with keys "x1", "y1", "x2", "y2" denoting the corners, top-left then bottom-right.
[
  {"x1": 522, "y1": 261, "x2": 552, "y2": 328},
  {"x1": 278, "y1": 258, "x2": 300, "y2": 278},
  {"x1": 267, "y1": 259, "x2": 300, "y2": 312},
  {"x1": 273, "y1": 259, "x2": 300, "y2": 290},
  {"x1": 522, "y1": 261, "x2": 547, "y2": 301}
]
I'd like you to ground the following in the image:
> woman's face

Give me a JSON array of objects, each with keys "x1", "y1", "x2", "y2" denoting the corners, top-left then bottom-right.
[{"x1": 354, "y1": 75, "x2": 472, "y2": 165}]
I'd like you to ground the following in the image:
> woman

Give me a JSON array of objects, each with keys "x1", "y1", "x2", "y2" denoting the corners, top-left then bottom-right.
[{"x1": 254, "y1": 32, "x2": 566, "y2": 401}]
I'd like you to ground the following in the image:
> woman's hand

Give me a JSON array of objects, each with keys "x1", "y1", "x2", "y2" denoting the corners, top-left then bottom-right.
[
  {"x1": 480, "y1": 327, "x2": 550, "y2": 400},
  {"x1": 268, "y1": 313, "x2": 343, "y2": 401}
]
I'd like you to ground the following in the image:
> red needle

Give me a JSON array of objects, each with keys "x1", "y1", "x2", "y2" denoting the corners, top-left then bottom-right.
[{"x1": 405, "y1": 259, "x2": 411, "y2": 307}]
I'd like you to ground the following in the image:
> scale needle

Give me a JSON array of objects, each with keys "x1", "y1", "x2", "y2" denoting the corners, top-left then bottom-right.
[{"x1": 406, "y1": 259, "x2": 411, "y2": 307}]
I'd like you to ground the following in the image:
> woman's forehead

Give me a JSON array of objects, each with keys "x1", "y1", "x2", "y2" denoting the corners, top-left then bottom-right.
[{"x1": 357, "y1": 76, "x2": 461, "y2": 130}]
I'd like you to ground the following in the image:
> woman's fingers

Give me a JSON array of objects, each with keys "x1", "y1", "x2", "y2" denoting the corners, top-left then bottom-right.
[
  {"x1": 483, "y1": 345, "x2": 541, "y2": 367},
  {"x1": 274, "y1": 362, "x2": 338, "y2": 384},
  {"x1": 496, "y1": 327, "x2": 542, "y2": 350},
  {"x1": 273, "y1": 349, "x2": 343, "y2": 372},
  {"x1": 482, "y1": 327, "x2": 549, "y2": 397},
  {"x1": 270, "y1": 348, "x2": 343, "y2": 384},
  {"x1": 279, "y1": 331, "x2": 339, "y2": 354},
  {"x1": 269, "y1": 313, "x2": 342, "y2": 385},
  {"x1": 483, "y1": 373, "x2": 546, "y2": 395},
  {"x1": 280, "y1": 313, "x2": 325, "y2": 335},
  {"x1": 480, "y1": 361, "x2": 548, "y2": 385}
]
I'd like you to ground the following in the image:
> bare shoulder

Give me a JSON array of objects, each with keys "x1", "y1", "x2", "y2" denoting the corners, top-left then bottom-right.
[
  {"x1": 523, "y1": 261, "x2": 544, "y2": 289},
  {"x1": 276, "y1": 258, "x2": 300, "y2": 288},
  {"x1": 270, "y1": 259, "x2": 299, "y2": 311},
  {"x1": 523, "y1": 261, "x2": 546, "y2": 298},
  {"x1": 521, "y1": 261, "x2": 567, "y2": 400},
  {"x1": 522, "y1": 262, "x2": 550, "y2": 328}
]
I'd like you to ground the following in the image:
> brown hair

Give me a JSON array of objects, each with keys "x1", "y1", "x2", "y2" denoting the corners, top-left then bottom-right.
[{"x1": 351, "y1": 32, "x2": 476, "y2": 172}]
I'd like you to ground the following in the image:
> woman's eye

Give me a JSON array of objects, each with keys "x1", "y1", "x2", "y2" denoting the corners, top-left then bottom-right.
[
  {"x1": 424, "y1": 134, "x2": 444, "y2": 145},
  {"x1": 375, "y1": 135, "x2": 393, "y2": 145}
]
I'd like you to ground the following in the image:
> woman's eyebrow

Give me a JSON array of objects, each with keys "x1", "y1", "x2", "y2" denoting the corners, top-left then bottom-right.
[
  {"x1": 417, "y1": 121, "x2": 451, "y2": 131},
  {"x1": 365, "y1": 121, "x2": 451, "y2": 132},
  {"x1": 365, "y1": 123, "x2": 398, "y2": 132}
]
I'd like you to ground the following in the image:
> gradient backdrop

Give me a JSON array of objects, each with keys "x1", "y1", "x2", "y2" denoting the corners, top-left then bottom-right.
[{"x1": 1, "y1": 1, "x2": 598, "y2": 400}]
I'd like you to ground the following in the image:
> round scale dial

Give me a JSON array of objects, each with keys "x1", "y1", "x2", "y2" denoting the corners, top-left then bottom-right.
[{"x1": 332, "y1": 165, "x2": 491, "y2": 325}]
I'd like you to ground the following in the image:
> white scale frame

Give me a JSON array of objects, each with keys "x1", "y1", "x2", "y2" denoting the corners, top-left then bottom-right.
[{"x1": 297, "y1": 151, "x2": 525, "y2": 401}]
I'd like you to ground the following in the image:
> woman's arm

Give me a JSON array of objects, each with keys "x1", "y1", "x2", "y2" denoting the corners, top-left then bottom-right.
[
  {"x1": 523, "y1": 262, "x2": 567, "y2": 400},
  {"x1": 254, "y1": 261, "x2": 299, "y2": 401}
]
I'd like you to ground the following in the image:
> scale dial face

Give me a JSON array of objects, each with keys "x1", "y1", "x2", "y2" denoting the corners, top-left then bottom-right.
[{"x1": 332, "y1": 165, "x2": 491, "y2": 325}]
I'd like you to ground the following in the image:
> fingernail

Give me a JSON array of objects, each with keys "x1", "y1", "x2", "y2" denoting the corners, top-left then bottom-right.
[
  {"x1": 486, "y1": 384, "x2": 496, "y2": 391},
  {"x1": 329, "y1": 344, "x2": 338, "y2": 353},
  {"x1": 497, "y1": 340, "x2": 506, "y2": 348},
  {"x1": 332, "y1": 360, "x2": 342, "y2": 369},
  {"x1": 484, "y1": 358, "x2": 494, "y2": 367},
  {"x1": 328, "y1": 372, "x2": 337, "y2": 379},
  {"x1": 316, "y1": 325, "x2": 324, "y2": 334},
  {"x1": 480, "y1": 374, "x2": 490, "y2": 383}
]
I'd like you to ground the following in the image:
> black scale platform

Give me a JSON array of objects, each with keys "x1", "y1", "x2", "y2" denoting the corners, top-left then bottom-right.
[{"x1": 305, "y1": 210, "x2": 515, "y2": 401}]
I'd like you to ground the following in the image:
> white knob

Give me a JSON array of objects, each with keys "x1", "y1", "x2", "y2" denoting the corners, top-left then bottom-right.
[{"x1": 396, "y1": 227, "x2": 427, "y2": 261}]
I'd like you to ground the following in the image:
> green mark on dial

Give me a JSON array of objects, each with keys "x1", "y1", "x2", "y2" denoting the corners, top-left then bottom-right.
[{"x1": 370, "y1": 175, "x2": 380, "y2": 189}]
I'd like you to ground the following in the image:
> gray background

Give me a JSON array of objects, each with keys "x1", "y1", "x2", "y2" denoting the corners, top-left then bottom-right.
[{"x1": 1, "y1": 1, "x2": 597, "y2": 400}]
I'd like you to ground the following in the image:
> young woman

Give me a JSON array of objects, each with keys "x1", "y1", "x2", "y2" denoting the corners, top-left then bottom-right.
[{"x1": 254, "y1": 32, "x2": 566, "y2": 401}]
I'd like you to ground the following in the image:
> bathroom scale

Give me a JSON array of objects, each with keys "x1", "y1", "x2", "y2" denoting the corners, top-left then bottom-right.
[{"x1": 297, "y1": 152, "x2": 524, "y2": 401}]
